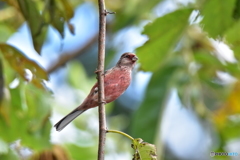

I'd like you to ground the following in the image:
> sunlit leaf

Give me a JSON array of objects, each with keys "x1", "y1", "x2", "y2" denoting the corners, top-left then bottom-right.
[
  {"x1": 0, "y1": 82, "x2": 52, "y2": 150},
  {"x1": 137, "y1": 8, "x2": 192, "y2": 71},
  {"x1": 59, "y1": 0, "x2": 74, "y2": 21},
  {"x1": 0, "y1": 44, "x2": 48, "y2": 89},
  {"x1": 214, "y1": 81, "x2": 240, "y2": 126},
  {"x1": 225, "y1": 20, "x2": 240, "y2": 61},
  {"x1": 132, "y1": 138, "x2": 157, "y2": 160},
  {"x1": 200, "y1": 0, "x2": 235, "y2": 38},
  {"x1": 213, "y1": 81, "x2": 240, "y2": 142}
]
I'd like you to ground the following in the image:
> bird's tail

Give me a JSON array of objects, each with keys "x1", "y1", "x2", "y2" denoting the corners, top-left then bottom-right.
[{"x1": 54, "y1": 108, "x2": 86, "y2": 131}]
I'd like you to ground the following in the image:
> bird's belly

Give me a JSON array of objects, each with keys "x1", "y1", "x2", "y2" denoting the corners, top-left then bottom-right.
[{"x1": 104, "y1": 77, "x2": 130, "y2": 103}]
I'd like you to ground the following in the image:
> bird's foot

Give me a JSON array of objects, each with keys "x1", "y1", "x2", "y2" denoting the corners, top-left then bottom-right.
[
  {"x1": 99, "y1": 100, "x2": 106, "y2": 105},
  {"x1": 95, "y1": 69, "x2": 101, "y2": 73},
  {"x1": 95, "y1": 69, "x2": 105, "y2": 79}
]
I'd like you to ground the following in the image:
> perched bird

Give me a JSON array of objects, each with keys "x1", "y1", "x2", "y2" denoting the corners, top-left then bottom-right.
[{"x1": 54, "y1": 52, "x2": 138, "y2": 131}]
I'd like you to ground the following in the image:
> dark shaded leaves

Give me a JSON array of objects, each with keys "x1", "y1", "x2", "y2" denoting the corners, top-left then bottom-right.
[
  {"x1": 17, "y1": 0, "x2": 47, "y2": 53},
  {"x1": 46, "y1": 0, "x2": 75, "y2": 37}
]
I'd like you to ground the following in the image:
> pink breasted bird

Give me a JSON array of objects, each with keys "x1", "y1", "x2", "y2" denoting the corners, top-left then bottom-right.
[{"x1": 54, "y1": 52, "x2": 138, "y2": 131}]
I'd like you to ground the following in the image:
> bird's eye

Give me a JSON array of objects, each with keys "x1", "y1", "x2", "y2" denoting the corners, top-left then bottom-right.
[{"x1": 126, "y1": 55, "x2": 130, "y2": 58}]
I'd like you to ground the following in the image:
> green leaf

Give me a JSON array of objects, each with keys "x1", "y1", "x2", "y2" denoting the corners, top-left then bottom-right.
[
  {"x1": 0, "y1": 44, "x2": 48, "y2": 89},
  {"x1": 17, "y1": 0, "x2": 47, "y2": 53},
  {"x1": 48, "y1": 1, "x2": 65, "y2": 38},
  {"x1": 21, "y1": 84, "x2": 51, "y2": 150},
  {"x1": 225, "y1": 20, "x2": 240, "y2": 61},
  {"x1": 0, "y1": 149, "x2": 18, "y2": 160},
  {"x1": 233, "y1": 0, "x2": 240, "y2": 19},
  {"x1": 200, "y1": 0, "x2": 236, "y2": 38},
  {"x1": 137, "y1": 8, "x2": 193, "y2": 71},
  {"x1": 59, "y1": 0, "x2": 74, "y2": 21},
  {"x1": 0, "y1": 24, "x2": 13, "y2": 42},
  {"x1": 131, "y1": 62, "x2": 179, "y2": 143},
  {"x1": 0, "y1": 138, "x2": 8, "y2": 154},
  {"x1": 45, "y1": 0, "x2": 75, "y2": 37},
  {"x1": 132, "y1": 138, "x2": 157, "y2": 160},
  {"x1": 0, "y1": 82, "x2": 52, "y2": 150}
]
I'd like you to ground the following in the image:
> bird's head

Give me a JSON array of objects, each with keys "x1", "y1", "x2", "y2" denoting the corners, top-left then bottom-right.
[{"x1": 117, "y1": 52, "x2": 138, "y2": 68}]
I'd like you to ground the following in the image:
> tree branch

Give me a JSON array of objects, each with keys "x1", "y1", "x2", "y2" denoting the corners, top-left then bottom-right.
[
  {"x1": 97, "y1": 0, "x2": 107, "y2": 159},
  {"x1": 47, "y1": 33, "x2": 98, "y2": 74}
]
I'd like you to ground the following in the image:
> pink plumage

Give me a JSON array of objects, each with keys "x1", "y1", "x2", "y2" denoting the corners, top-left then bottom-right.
[{"x1": 54, "y1": 52, "x2": 138, "y2": 131}]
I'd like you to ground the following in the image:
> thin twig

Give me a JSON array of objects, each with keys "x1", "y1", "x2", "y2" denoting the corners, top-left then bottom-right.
[
  {"x1": 97, "y1": 0, "x2": 107, "y2": 159},
  {"x1": 107, "y1": 130, "x2": 134, "y2": 141},
  {"x1": 47, "y1": 33, "x2": 98, "y2": 73}
]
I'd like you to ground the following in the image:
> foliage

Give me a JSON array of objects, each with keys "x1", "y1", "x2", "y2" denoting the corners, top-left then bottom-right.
[
  {"x1": 132, "y1": 0, "x2": 240, "y2": 155},
  {"x1": 0, "y1": 0, "x2": 240, "y2": 159},
  {"x1": 132, "y1": 138, "x2": 157, "y2": 160}
]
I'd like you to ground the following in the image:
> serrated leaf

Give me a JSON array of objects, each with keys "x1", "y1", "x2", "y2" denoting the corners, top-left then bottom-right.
[
  {"x1": 0, "y1": 44, "x2": 48, "y2": 89},
  {"x1": 200, "y1": 0, "x2": 235, "y2": 38},
  {"x1": 132, "y1": 138, "x2": 157, "y2": 160},
  {"x1": 17, "y1": 0, "x2": 46, "y2": 53},
  {"x1": 131, "y1": 62, "x2": 179, "y2": 143},
  {"x1": 137, "y1": 8, "x2": 192, "y2": 71}
]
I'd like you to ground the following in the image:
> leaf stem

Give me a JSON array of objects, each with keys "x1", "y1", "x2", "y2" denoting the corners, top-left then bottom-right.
[{"x1": 107, "y1": 129, "x2": 134, "y2": 141}]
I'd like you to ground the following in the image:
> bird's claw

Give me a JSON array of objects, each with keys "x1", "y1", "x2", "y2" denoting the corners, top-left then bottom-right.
[
  {"x1": 95, "y1": 69, "x2": 101, "y2": 73},
  {"x1": 104, "y1": 10, "x2": 116, "y2": 15},
  {"x1": 99, "y1": 100, "x2": 106, "y2": 105},
  {"x1": 95, "y1": 69, "x2": 105, "y2": 79}
]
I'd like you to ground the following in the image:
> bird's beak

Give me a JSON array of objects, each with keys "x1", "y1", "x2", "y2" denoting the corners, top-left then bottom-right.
[{"x1": 132, "y1": 56, "x2": 138, "y2": 62}]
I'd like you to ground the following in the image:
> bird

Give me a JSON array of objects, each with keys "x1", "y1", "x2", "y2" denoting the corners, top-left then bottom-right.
[{"x1": 54, "y1": 52, "x2": 138, "y2": 131}]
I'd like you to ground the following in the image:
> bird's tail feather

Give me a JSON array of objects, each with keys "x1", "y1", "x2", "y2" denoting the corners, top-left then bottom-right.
[{"x1": 54, "y1": 108, "x2": 86, "y2": 131}]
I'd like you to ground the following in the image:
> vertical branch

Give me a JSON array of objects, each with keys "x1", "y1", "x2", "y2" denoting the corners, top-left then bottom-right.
[{"x1": 97, "y1": 0, "x2": 106, "y2": 159}]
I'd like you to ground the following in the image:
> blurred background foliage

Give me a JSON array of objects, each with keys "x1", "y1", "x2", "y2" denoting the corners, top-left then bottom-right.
[{"x1": 0, "y1": 0, "x2": 240, "y2": 160}]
